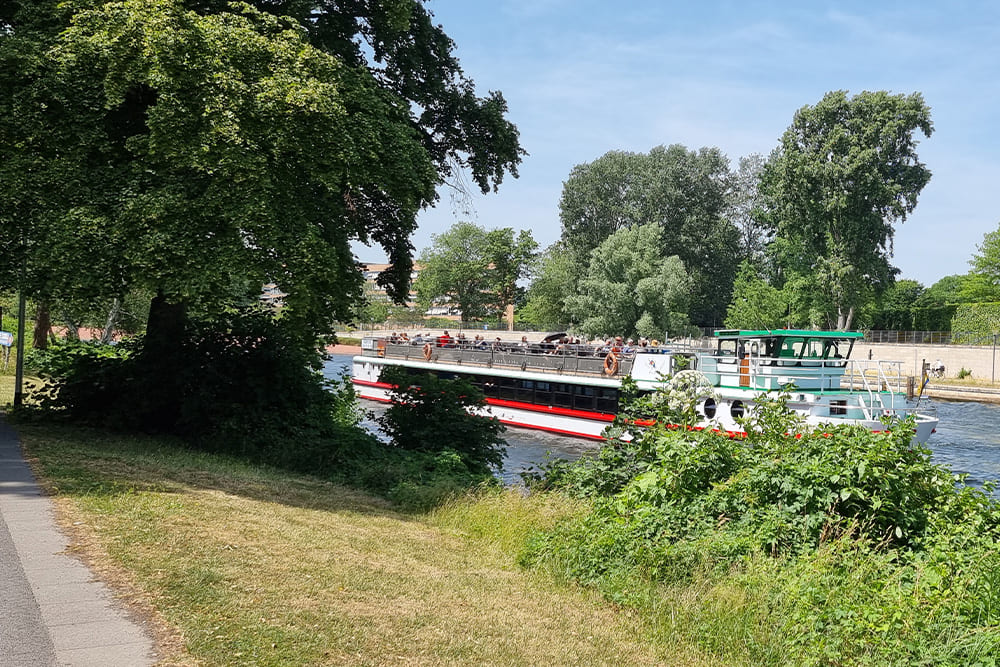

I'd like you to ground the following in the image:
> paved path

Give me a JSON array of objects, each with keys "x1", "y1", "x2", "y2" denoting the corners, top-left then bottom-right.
[{"x1": 0, "y1": 417, "x2": 157, "y2": 666}]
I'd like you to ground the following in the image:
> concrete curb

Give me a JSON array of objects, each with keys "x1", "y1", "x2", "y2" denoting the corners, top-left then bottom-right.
[{"x1": 0, "y1": 417, "x2": 157, "y2": 666}]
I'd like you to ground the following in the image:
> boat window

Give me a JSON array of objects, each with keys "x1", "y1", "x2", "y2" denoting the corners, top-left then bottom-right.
[
  {"x1": 731, "y1": 400, "x2": 745, "y2": 420},
  {"x1": 481, "y1": 379, "x2": 499, "y2": 398},
  {"x1": 552, "y1": 383, "x2": 573, "y2": 408},
  {"x1": 572, "y1": 385, "x2": 596, "y2": 411},
  {"x1": 703, "y1": 398, "x2": 717, "y2": 419},
  {"x1": 499, "y1": 377, "x2": 518, "y2": 400},
  {"x1": 534, "y1": 382, "x2": 552, "y2": 405},
  {"x1": 717, "y1": 339, "x2": 738, "y2": 364},
  {"x1": 778, "y1": 337, "x2": 804, "y2": 366},
  {"x1": 516, "y1": 380, "x2": 534, "y2": 402},
  {"x1": 803, "y1": 340, "x2": 824, "y2": 358},
  {"x1": 823, "y1": 340, "x2": 849, "y2": 367},
  {"x1": 596, "y1": 388, "x2": 618, "y2": 413}
]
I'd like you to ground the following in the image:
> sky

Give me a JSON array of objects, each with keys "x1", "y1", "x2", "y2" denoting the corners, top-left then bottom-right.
[{"x1": 357, "y1": 0, "x2": 1000, "y2": 288}]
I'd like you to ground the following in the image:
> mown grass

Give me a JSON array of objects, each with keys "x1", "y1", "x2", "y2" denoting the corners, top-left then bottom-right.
[{"x1": 13, "y1": 422, "x2": 723, "y2": 666}]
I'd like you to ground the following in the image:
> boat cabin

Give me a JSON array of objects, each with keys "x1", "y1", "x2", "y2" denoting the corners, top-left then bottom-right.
[{"x1": 698, "y1": 329, "x2": 861, "y2": 392}]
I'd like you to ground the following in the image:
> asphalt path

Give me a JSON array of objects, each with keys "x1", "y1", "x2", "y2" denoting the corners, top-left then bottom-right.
[{"x1": 0, "y1": 417, "x2": 155, "y2": 666}]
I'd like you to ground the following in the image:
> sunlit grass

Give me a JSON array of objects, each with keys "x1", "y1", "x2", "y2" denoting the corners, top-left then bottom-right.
[{"x1": 17, "y1": 423, "x2": 722, "y2": 666}]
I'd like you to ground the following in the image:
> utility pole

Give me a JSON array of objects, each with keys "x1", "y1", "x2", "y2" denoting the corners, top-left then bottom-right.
[{"x1": 14, "y1": 291, "x2": 25, "y2": 407}]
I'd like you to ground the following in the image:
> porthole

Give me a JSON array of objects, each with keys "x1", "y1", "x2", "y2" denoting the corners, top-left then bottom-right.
[
  {"x1": 730, "y1": 400, "x2": 745, "y2": 420},
  {"x1": 703, "y1": 398, "x2": 717, "y2": 419}
]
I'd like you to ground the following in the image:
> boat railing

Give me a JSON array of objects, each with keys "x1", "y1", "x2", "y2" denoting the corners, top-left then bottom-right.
[{"x1": 361, "y1": 338, "x2": 640, "y2": 378}]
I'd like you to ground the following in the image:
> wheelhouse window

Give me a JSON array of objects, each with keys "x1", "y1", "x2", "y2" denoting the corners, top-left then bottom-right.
[{"x1": 717, "y1": 339, "x2": 738, "y2": 364}]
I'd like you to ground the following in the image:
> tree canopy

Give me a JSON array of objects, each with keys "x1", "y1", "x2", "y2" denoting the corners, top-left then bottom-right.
[
  {"x1": 961, "y1": 223, "x2": 1000, "y2": 303},
  {"x1": 564, "y1": 223, "x2": 692, "y2": 340},
  {"x1": 414, "y1": 222, "x2": 537, "y2": 321},
  {"x1": 0, "y1": 0, "x2": 523, "y2": 339},
  {"x1": 760, "y1": 90, "x2": 933, "y2": 330},
  {"x1": 558, "y1": 144, "x2": 737, "y2": 326}
]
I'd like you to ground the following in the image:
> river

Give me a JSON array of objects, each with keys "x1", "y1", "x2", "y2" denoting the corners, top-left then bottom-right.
[{"x1": 325, "y1": 355, "x2": 1000, "y2": 487}]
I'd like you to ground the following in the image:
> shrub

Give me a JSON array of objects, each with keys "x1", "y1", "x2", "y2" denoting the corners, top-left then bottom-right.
[
  {"x1": 521, "y1": 388, "x2": 1000, "y2": 664},
  {"x1": 22, "y1": 307, "x2": 373, "y2": 474},
  {"x1": 375, "y1": 366, "x2": 506, "y2": 476}
]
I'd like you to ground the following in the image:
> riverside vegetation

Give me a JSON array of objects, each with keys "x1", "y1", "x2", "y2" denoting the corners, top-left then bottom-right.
[{"x1": 6, "y1": 327, "x2": 1000, "y2": 664}]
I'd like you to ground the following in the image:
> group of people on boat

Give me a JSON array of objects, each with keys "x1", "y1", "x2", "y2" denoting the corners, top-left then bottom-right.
[{"x1": 382, "y1": 331, "x2": 667, "y2": 358}]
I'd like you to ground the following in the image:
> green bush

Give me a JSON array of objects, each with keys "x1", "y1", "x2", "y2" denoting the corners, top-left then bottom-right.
[
  {"x1": 521, "y1": 389, "x2": 1000, "y2": 664},
  {"x1": 376, "y1": 366, "x2": 506, "y2": 476},
  {"x1": 21, "y1": 309, "x2": 511, "y2": 510},
  {"x1": 23, "y1": 308, "x2": 372, "y2": 473}
]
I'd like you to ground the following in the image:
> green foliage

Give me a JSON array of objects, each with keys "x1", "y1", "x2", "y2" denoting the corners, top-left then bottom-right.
[
  {"x1": 870, "y1": 279, "x2": 924, "y2": 330},
  {"x1": 415, "y1": 222, "x2": 537, "y2": 321},
  {"x1": 520, "y1": 244, "x2": 575, "y2": 329},
  {"x1": 22, "y1": 308, "x2": 371, "y2": 471},
  {"x1": 958, "y1": 367, "x2": 972, "y2": 379},
  {"x1": 724, "y1": 260, "x2": 788, "y2": 329},
  {"x1": 762, "y1": 90, "x2": 933, "y2": 330},
  {"x1": 0, "y1": 0, "x2": 522, "y2": 335},
  {"x1": 564, "y1": 223, "x2": 693, "y2": 340},
  {"x1": 951, "y1": 303, "x2": 1000, "y2": 342},
  {"x1": 558, "y1": 144, "x2": 738, "y2": 326},
  {"x1": 376, "y1": 366, "x2": 507, "y2": 476},
  {"x1": 522, "y1": 390, "x2": 1000, "y2": 663},
  {"x1": 963, "y1": 223, "x2": 1000, "y2": 302}
]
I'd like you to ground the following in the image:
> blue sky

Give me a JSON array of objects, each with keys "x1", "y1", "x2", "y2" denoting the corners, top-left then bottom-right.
[{"x1": 361, "y1": 0, "x2": 1000, "y2": 287}]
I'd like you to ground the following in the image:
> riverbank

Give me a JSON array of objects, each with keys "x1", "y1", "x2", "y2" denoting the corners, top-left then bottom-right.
[{"x1": 11, "y1": 421, "x2": 712, "y2": 666}]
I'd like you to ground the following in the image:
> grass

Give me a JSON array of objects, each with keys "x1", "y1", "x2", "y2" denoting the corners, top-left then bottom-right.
[{"x1": 12, "y1": 422, "x2": 723, "y2": 666}]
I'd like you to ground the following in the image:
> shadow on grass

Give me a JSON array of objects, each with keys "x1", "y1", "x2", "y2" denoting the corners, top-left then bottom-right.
[{"x1": 4, "y1": 416, "x2": 409, "y2": 521}]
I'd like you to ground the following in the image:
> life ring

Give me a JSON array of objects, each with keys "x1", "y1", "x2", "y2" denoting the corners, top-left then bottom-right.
[
  {"x1": 423, "y1": 343, "x2": 433, "y2": 361},
  {"x1": 603, "y1": 352, "x2": 619, "y2": 375}
]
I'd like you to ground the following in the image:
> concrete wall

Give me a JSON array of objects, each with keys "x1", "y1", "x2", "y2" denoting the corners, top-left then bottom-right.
[{"x1": 860, "y1": 341, "x2": 1000, "y2": 381}]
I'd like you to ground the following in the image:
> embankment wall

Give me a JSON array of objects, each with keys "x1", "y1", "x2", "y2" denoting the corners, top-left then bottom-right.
[{"x1": 863, "y1": 342, "x2": 1000, "y2": 381}]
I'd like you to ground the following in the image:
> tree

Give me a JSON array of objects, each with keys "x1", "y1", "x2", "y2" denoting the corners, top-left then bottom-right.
[
  {"x1": 727, "y1": 153, "x2": 770, "y2": 265},
  {"x1": 0, "y1": 0, "x2": 523, "y2": 344},
  {"x1": 564, "y1": 223, "x2": 692, "y2": 340},
  {"x1": 961, "y1": 224, "x2": 1000, "y2": 302},
  {"x1": 414, "y1": 222, "x2": 536, "y2": 321},
  {"x1": 871, "y1": 279, "x2": 924, "y2": 330},
  {"x1": 483, "y1": 227, "x2": 538, "y2": 320},
  {"x1": 761, "y1": 90, "x2": 933, "y2": 330},
  {"x1": 521, "y1": 244, "x2": 576, "y2": 330},
  {"x1": 558, "y1": 144, "x2": 738, "y2": 326},
  {"x1": 724, "y1": 261, "x2": 787, "y2": 330}
]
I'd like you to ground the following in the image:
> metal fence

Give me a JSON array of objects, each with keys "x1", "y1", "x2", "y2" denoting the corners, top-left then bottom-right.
[{"x1": 863, "y1": 330, "x2": 1000, "y2": 346}]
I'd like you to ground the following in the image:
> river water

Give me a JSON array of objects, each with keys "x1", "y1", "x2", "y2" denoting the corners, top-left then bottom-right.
[{"x1": 325, "y1": 355, "x2": 1000, "y2": 487}]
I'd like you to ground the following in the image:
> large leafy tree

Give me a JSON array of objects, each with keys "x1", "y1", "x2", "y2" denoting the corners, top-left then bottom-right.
[
  {"x1": 564, "y1": 223, "x2": 692, "y2": 340},
  {"x1": 870, "y1": 279, "x2": 924, "y2": 330},
  {"x1": 414, "y1": 221, "x2": 536, "y2": 321},
  {"x1": 961, "y1": 224, "x2": 1000, "y2": 303},
  {"x1": 0, "y1": 0, "x2": 522, "y2": 343},
  {"x1": 558, "y1": 144, "x2": 737, "y2": 326},
  {"x1": 724, "y1": 261, "x2": 787, "y2": 330},
  {"x1": 727, "y1": 153, "x2": 769, "y2": 266},
  {"x1": 521, "y1": 243, "x2": 576, "y2": 330},
  {"x1": 761, "y1": 90, "x2": 933, "y2": 330}
]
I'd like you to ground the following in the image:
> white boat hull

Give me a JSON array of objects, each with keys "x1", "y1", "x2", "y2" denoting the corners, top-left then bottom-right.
[{"x1": 351, "y1": 356, "x2": 938, "y2": 443}]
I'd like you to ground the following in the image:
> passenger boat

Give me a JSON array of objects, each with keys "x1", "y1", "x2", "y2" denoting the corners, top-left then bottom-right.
[{"x1": 350, "y1": 329, "x2": 939, "y2": 443}]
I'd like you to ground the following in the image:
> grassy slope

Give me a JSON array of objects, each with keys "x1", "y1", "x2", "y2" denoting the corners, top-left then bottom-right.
[{"x1": 14, "y1": 423, "x2": 721, "y2": 667}]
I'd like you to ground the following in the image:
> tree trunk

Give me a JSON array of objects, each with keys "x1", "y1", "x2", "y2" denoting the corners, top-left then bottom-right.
[
  {"x1": 836, "y1": 305, "x2": 855, "y2": 331},
  {"x1": 100, "y1": 298, "x2": 122, "y2": 344},
  {"x1": 61, "y1": 312, "x2": 80, "y2": 341},
  {"x1": 144, "y1": 290, "x2": 187, "y2": 357},
  {"x1": 139, "y1": 290, "x2": 188, "y2": 432},
  {"x1": 32, "y1": 302, "x2": 51, "y2": 349}
]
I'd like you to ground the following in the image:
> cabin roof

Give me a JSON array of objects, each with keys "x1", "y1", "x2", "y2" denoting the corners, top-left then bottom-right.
[{"x1": 713, "y1": 329, "x2": 864, "y2": 340}]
